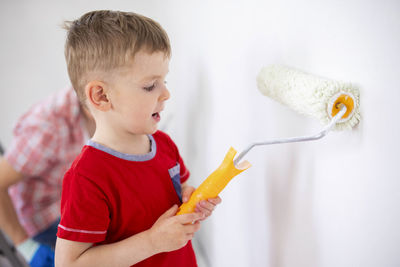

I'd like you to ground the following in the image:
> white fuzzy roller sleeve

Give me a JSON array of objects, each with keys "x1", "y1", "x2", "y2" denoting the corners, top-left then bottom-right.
[{"x1": 257, "y1": 65, "x2": 360, "y2": 130}]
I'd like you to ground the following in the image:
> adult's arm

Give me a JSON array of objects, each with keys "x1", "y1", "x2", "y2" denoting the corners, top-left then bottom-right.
[{"x1": 0, "y1": 157, "x2": 28, "y2": 244}]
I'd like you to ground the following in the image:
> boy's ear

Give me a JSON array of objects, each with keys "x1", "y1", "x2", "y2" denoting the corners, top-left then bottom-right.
[{"x1": 85, "y1": 81, "x2": 111, "y2": 111}]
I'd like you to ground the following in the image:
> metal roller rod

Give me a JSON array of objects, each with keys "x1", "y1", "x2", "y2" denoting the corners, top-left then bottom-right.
[{"x1": 233, "y1": 105, "x2": 347, "y2": 167}]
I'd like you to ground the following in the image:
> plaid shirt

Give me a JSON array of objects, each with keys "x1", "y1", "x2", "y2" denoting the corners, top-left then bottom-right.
[{"x1": 5, "y1": 87, "x2": 88, "y2": 237}]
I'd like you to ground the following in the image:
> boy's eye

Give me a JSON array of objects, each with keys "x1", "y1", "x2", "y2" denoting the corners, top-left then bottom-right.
[
  {"x1": 143, "y1": 83, "x2": 156, "y2": 91},
  {"x1": 143, "y1": 80, "x2": 166, "y2": 91}
]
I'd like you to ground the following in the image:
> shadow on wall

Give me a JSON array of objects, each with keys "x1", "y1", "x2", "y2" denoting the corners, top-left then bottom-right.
[{"x1": 267, "y1": 144, "x2": 319, "y2": 267}]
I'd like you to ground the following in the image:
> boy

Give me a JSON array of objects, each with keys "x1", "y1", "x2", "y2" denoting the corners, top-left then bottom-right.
[{"x1": 55, "y1": 10, "x2": 220, "y2": 267}]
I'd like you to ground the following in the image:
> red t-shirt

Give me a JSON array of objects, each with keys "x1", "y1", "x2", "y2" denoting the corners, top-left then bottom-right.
[{"x1": 57, "y1": 131, "x2": 197, "y2": 266}]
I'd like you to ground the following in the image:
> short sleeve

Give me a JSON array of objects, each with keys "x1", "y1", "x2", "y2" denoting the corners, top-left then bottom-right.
[
  {"x1": 57, "y1": 169, "x2": 110, "y2": 243},
  {"x1": 161, "y1": 131, "x2": 190, "y2": 184},
  {"x1": 5, "y1": 113, "x2": 60, "y2": 177},
  {"x1": 178, "y1": 155, "x2": 190, "y2": 184}
]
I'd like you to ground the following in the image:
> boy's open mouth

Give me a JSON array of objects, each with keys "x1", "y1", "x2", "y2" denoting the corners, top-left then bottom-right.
[{"x1": 152, "y1": 112, "x2": 160, "y2": 120}]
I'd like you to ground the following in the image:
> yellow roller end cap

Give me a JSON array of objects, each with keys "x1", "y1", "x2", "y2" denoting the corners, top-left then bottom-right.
[
  {"x1": 331, "y1": 94, "x2": 354, "y2": 119},
  {"x1": 176, "y1": 147, "x2": 251, "y2": 215}
]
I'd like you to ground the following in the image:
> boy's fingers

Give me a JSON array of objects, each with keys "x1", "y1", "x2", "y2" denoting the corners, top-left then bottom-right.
[
  {"x1": 187, "y1": 233, "x2": 195, "y2": 240},
  {"x1": 208, "y1": 197, "x2": 222, "y2": 205},
  {"x1": 159, "y1": 205, "x2": 178, "y2": 219},
  {"x1": 183, "y1": 222, "x2": 201, "y2": 234},
  {"x1": 176, "y1": 212, "x2": 204, "y2": 224},
  {"x1": 199, "y1": 198, "x2": 221, "y2": 210},
  {"x1": 182, "y1": 186, "x2": 195, "y2": 203},
  {"x1": 198, "y1": 201, "x2": 214, "y2": 212}
]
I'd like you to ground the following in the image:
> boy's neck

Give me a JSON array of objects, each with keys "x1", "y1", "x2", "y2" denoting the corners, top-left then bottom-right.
[
  {"x1": 91, "y1": 128, "x2": 151, "y2": 155},
  {"x1": 80, "y1": 105, "x2": 96, "y2": 138}
]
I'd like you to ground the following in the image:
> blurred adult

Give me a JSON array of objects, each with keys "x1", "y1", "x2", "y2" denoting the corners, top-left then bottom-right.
[{"x1": 0, "y1": 87, "x2": 94, "y2": 266}]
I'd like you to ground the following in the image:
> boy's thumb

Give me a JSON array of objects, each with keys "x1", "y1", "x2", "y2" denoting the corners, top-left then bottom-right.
[
  {"x1": 162, "y1": 204, "x2": 179, "y2": 218},
  {"x1": 182, "y1": 186, "x2": 195, "y2": 203}
]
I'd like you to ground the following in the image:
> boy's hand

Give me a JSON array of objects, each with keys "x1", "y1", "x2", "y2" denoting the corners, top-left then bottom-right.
[
  {"x1": 148, "y1": 205, "x2": 203, "y2": 254},
  {"x1": 181, "y1": 185, "x2": 222, "y2": 221}
]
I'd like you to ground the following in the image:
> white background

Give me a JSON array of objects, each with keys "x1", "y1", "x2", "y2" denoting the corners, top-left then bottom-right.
[{"x1": 1, "y1": 0, "x2": 399, "y2": 266}]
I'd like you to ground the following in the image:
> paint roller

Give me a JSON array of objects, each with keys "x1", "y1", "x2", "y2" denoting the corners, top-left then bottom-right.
[{"x1": 177, "y1": 64, "x2": 360, "y2": 215}]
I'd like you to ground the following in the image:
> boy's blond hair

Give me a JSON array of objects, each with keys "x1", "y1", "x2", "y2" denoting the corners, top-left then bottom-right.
[{"x1": 63, "y1": 10, "x2": 171, "y2": 104}]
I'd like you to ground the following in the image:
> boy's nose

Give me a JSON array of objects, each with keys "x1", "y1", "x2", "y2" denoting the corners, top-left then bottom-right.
[{"x1": 161, "y1": 86, "x2": 170, "y2": 101}]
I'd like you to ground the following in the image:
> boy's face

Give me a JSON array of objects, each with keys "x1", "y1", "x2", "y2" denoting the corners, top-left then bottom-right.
[{"x1": 107, "y1": 50, "x2": 170, "y2": 135}]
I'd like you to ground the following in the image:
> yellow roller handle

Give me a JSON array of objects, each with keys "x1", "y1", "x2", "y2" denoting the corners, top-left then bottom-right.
[{"x1": 177, "y1": 147, "x2": 251, "y2": 215}]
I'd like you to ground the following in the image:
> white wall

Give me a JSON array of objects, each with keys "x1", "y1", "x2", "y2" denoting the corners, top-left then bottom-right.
[{"x1": 1, "y1": 1, "x2": 399, "y2": 267}]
